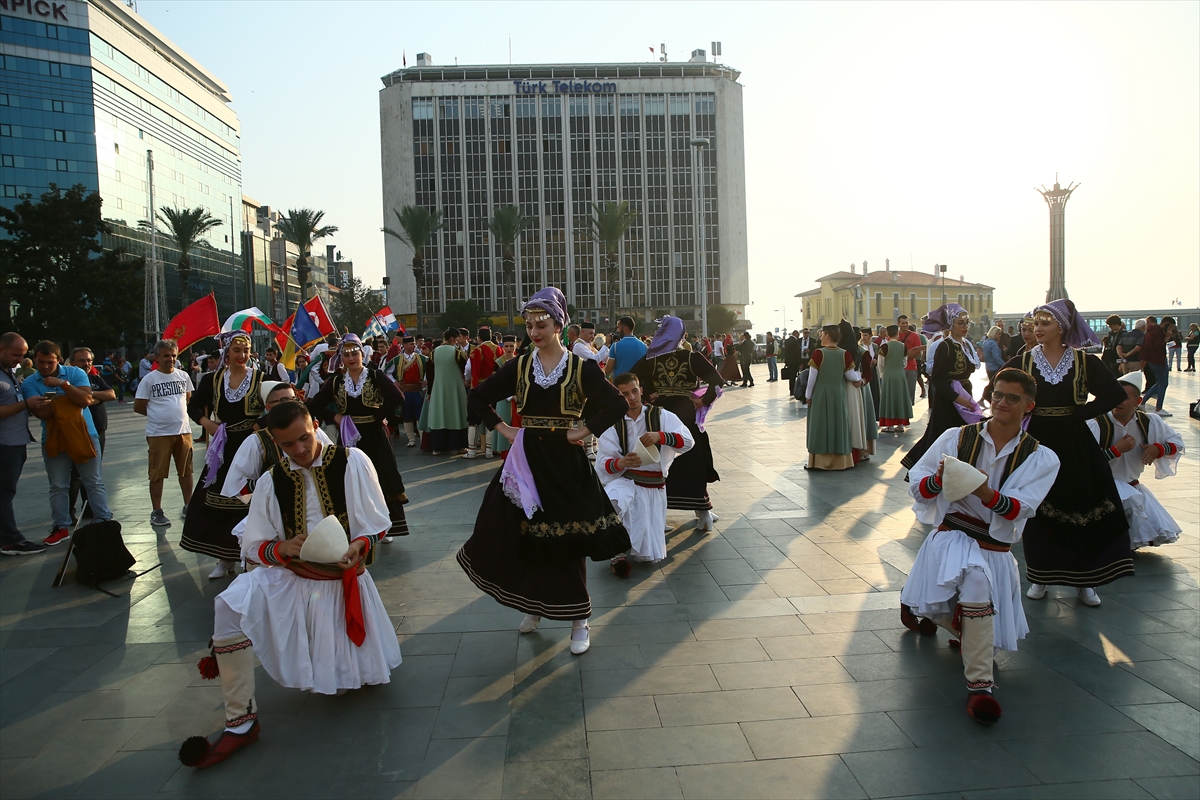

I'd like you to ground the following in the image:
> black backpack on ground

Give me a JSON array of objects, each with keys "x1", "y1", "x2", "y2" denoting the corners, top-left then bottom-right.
[{"x1": 72, "y1": 519, "x2": 135, "y2": 587}]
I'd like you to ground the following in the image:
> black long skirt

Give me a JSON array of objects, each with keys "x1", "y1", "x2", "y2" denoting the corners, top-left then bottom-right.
[
  {"x1": 180, "y1": 430, "x2": 252, "y2": 561},
  {"x1": 1022, "y1": 413, "x2": 1132, "y2": 587},
  {"x1": 457, "y1": 428, "x2": 630, "y2": 620},
  {"x1": 655, "y1": 396, "x2": 719, "y2": 511},
  {"x1": 346, "y1": 421, "x2": 409, "y2": 536}
]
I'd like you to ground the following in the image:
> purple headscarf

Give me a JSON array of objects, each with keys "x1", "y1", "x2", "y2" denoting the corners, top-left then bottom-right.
[
  {"x1": 521, "y1": 287, "x2": 569, "y2": 328},
  {"x1": 326, "y1": 333, "x2": 363, "y2": 374},
  {"x1": 1032, "y1": 299, "x2": 1099, "y2": 348},
  {"x1": 646, "y1": 316, "x2": 685, "y2": 358},
  {"x1": 922, "y1": 303, "x2": 967, "y2": 336}
]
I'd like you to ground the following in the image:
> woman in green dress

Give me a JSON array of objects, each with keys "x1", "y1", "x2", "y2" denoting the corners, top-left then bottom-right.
[
  {"x1": 420, "y1": 327, "x2": 469, "y2": 455},
  {"x1": 489, "y1": 335, "x2": 519, "y2": 458},
  {"x1": 804, "y1": 324, "x2": 859, "y2": 470},
  {"x1": 878, "y1": 324, "x2": 913, "y2": 432}
]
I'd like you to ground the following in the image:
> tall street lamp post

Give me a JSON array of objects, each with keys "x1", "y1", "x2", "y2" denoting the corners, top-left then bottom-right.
[{"x1": 690, "y1": 137, "x2": 710, "y2": 337}]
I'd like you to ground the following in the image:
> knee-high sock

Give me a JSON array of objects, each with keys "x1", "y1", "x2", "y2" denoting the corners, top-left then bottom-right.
[
  {"x1": 212, "y1": 636, "x2": 256, "y2": 729},
  {"x1": 958, "y1": 602, "x2": 996, "y2": 691},
  {"x1": 467, "y1": 425, "x2": 479, "y2": 451},
  {"x1": 404, "y1": 421, "x2": 417, "y2": 440}
]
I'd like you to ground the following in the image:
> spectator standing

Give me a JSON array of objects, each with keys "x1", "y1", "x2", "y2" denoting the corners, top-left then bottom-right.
[
  {"x1": 896, "y1": 315, "x2": 924, "y2": 403},
  {"x1": 1117, "y1": 319, "x2": 1145, "y2": 375},
  {"x1": 710, "y1": 334, "x2": 724, "y2": 369},
  {"x1": 605, "y1": 316, "x2": 647, "y2": 377},
  {"x1": 138, "y1": 349, "x2": 154, "y2": 385},
  {"x1": 1184, "y1": 323, "x2": 1199, "y2": 372},
  {"x1": 782, "y1": 329, "x2": 803, "y2": 398},
  {"x1": 111, "y1": 355, "x2": 131, "y2": 402},
  {"x1": 737, "y1": 332, "x2": 756, "y2": 387},
  {"x1": 1167, "y1": 327, "x2": 1182, "y2": 371},
  {"x1": 262, "y1": 347, "x2": 290, "y2": 383},
  {"x1": 765, "y1": 331, "x2": 778, "y2": 382},
  {"x1": 134, "y1": 339, "x2": 195, "y2": 526},
  {"x1": 1101, "y1": 315, "x2": 1125, "y2": 376},
  {"x1": 21, "y1": 341, "x2": 113, "y2": 546},
  {"x1": 0, "y1": 333, "x2": 47, "y2": 555},
  {"x1": 67, "y1": 347, "x2": 116, "y2": 523},
  {"x1": 1140, "y1": 316, "x2": 1175, "y2": 417},
  {"x1": 981, "y1": 326, "x2": 1006, "y2": 381}
]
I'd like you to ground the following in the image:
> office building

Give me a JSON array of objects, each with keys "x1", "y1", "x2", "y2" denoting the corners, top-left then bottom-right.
[
  {"x1": 1, "y1": 0, "x2": 243, "y2": 316},
  {"x1": 379, "y1": 53, "x2": 749, "y2": 332}
]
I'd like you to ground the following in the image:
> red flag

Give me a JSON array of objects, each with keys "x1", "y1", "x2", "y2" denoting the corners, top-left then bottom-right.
[
  {"x1": 275, "y1": 313, "x2": 295, "y2": 353},
  {"x1": 303, "y1": 296, "x2": 336, "y2": 336},
  {"x1": 162, "y1": 294, "x2": 220, "y2": 350}
]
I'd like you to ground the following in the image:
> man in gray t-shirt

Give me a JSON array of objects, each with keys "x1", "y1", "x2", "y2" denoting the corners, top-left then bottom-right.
[{"x1": 1117, "y1": 323, "x2": 1145, "y2": 375}]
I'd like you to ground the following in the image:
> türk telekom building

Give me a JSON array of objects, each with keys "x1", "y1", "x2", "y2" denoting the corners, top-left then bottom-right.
[{"x1": 379, "y1": 55, "x2": 748, "y2": 331}]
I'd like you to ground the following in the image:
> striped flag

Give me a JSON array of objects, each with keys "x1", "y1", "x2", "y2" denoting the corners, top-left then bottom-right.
[{"x1": 222, "y1": 307, "x2": 281, "y2": 334}]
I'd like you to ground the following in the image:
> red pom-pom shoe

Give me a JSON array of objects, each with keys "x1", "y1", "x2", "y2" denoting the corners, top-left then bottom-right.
[
  {"x1": 900, "y1": 605, "x2": 939, "y2": 636},
  {"x1": 610, "y1": 555, "x2": 631, "y2": 579},
  {"x1": 966, "y1": 691, "x2": 1002, "y2": 725},
  {"x1": 178, "y1": 720, "x2": 260, "y2": 768}
]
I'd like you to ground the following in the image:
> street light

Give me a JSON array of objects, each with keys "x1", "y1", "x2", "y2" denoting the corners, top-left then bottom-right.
[
  {"x1": 936, "y1": 264, "x2": 947, "y2": 305},
  {"x1": 691, "y1": 137, "x2": 710, "y2": 337},
  {"x1": 774, "y1": 306, "x2": 786, "y2": 333}
]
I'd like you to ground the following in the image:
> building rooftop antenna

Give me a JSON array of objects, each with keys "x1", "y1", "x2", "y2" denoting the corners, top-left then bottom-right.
[{"x1": 659, "y1": 43, "x2": 668, "y2": 63}]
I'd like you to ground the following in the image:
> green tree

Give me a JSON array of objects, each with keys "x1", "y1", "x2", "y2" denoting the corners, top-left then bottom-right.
[
  {"x1": 144, "y1": 206, "x2": 222, "y2": 311},
  {"x1": 382, "y1": 205, "x2": 445, "y2": 336},
  {"x1": 588, "y1": 201, "x2": 638, "y2": 325},
  {"x1": 487, "y1": 205, "x2": 532, "y2": 332},
  {"x1": 329, "y1": 277, "x2": 381, "y2": 336},
  {"x1": 707, "y1": 305, "x2": 739, "y2": 336},
  {"x1": 0, "y1": 183, "x2": 144, "y2": 350},
  {"x1": 277, "y1": 208, "x2": 338, "y2": 313},
  {"x1": 438, "y1": 300, "x2": 488, "y2": 332}
]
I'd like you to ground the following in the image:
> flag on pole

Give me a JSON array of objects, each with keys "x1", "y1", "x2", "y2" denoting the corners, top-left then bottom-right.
[
  {"x1": 303, "y1": 295, "x2": 336, "y2": 337},
  {"x1": 275, "y1": 314, "x2": 300, "y2": 370},
  {"x1": 222, "y1": 307, "x2": 281, "y2": 334},
  {"x1": 363, "y1": 306, "x2": 400, "y2": 339},
  {"x1": 162, "y1": 294, "x2": 220, "y2": 350},
  {"x1": 289, "y1": 304, "x2": 324, "y2": 348}
]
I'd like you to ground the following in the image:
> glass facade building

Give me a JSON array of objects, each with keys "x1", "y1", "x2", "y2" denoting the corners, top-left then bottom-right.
[
  {"x1": 380, "y1": 61, "x2": 748, "y2": 330},
  {"x1": 1, "y1": 0, "x2": 244, "y2": 319}
]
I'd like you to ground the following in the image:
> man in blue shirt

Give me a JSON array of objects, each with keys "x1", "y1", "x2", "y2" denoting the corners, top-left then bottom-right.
[
  {"x1": 21, "y1": 340, "x2": 113, "y2": 546},
  {"x1": 981, "y1": 326, "x2": 1006, "y2": 381},
  {"x1": 1, "y1": 333, "x2": 49, "y2": 555},
  {"x1": 605, "y1": 316, "x2": 647, "y2": 378}
]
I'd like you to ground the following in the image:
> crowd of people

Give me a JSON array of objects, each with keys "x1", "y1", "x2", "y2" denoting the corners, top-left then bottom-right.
[{"x1": 0, "y1": 292, "x2": 1193, "y2": 764}]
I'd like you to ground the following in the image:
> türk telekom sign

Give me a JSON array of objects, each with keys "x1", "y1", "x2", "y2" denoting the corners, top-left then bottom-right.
[{"x1": 0, "y1": 0, "x2": 71, "y2": 22}]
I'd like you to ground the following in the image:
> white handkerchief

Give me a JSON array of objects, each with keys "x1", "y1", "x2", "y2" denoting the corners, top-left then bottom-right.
[
  {"x1": 299, "y1": 515, "x2": 349, "y2": 564},
  {"x1": 634, "y1": 437, "x2": 660, "y2": 464},
  {"x1": 941, "y1": 456, "x2": 988, "y2": 502}
]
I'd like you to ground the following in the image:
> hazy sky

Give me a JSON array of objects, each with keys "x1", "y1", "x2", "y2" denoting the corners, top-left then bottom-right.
[{"x1": 137, "y1": 0, "x2": 1199, "y2": 324}]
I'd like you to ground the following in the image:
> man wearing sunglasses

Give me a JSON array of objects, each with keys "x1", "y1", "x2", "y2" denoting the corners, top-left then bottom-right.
[{"x1": 898, "y1": 368, "x2": 1061, "y2": 726}]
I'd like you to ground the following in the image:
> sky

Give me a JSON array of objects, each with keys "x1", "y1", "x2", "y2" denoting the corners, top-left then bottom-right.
[{"x1": 136, "y1": 0, "x2": 1199, "y2": 326}]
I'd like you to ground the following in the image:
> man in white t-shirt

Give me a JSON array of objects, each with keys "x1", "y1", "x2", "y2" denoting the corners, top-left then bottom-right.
[
  {"x1": 710, "y1": 335, "x2": 725, "y2": 368},
  {"x1": 135, "y1": 339, "x2": 195, "y2": 527}
]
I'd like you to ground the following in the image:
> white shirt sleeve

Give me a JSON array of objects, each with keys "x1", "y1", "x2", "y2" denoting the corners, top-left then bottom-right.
[
  {"x1": 594, "y1": 424, "x2": 625, "y2": 487},
  {"x1": 1148, "y1": 414, "x2": 1185, "y2": 479},
  {"x1": 844, "y1": 369, "x2": 862, "y2": 382},
  {"x1": 804, "y1": 366, "x2": 818, "y2": 400},
  {"x1": 344, "y1": 449, "x2": 393, "y2": 540},
  {"x1": 243, "y1": 472, "x2": 286, "y2": 563},
  {"x1": 221, "y1": 434, "x2": 266, "y2": 497},
  {"x1": 908, "y1": 428, "x2": 962, "y2": 526}
]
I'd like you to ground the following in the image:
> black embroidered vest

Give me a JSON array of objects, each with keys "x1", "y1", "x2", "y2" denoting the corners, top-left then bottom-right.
[
  {"x1": 269, "y1": 446, "x2": 376, "y2": 567},
  {"x1": 615, "y1": 405, "x2": 661, "y2": 454},
  {"x1": 1094, "y1": 411, "x2": 1151, "y2": 448},
  {"x1": 1020, "y1": 348, "x2": 1089, "y2": 405},
  {"x1": 514, "y1": 352, "x2": 588, "y2": 417},
  {"x1": 957, "y1": 422, "x2": 1039, "y2": 489}
]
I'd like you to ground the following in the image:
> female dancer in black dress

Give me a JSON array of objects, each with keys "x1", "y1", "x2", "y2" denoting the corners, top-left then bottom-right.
[
  {"x1": 307, "y1": 334, "x2": 410, "y2": 537},
  {"x1": 902, "y1": 303, "x2": 979, "y2": 471},
  {"x1": 1005, "y1": 299, "x2": 1130, "y2": 606},
  {"x1": 633, "y1": 317, "x2": 725, "y2": 531},
  {"x1": 182, "y1": 331, "x2": 265, "y2": 579},
  {"x1": 457, "y1": 287, "x2": 631, "y2": 655}
]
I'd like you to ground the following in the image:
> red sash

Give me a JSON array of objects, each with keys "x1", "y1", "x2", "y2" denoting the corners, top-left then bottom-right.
[{"x1": 286, "y1": 560, "x2": 367, "y2": 646}]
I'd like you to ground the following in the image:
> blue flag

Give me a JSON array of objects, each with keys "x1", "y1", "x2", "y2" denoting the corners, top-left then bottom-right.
[{"x1": 290, "y1": 303, "x2": 324, "y2": 348}]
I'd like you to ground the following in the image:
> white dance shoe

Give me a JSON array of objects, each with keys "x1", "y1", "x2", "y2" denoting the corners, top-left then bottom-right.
[
  {"x1": 695, "y1": 511, "x2": 715, "y2": 532},
  {"x1": 518, "y1": 614, "x2": 542, "y2": 633},
  {"x1": 208, "y1": 560, "x2": 237, "y2": 580},
  {"x1": 1077, "y1": 587, "x2": 1101, "y2": 607},
  {"x1": 569, "y1": 622, "x2": 590, "y2": 655},
  {"x1": 1026, "y1": 583, "x2": 1047, "y2": 600}
]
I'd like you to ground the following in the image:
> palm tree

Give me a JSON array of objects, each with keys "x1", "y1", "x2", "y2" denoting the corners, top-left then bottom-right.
[
  {"x1": 276, "y1": 208, "x2": 338, "y2": 313},
  {"x1": 487, "y1": 205, "x2": 532, "y2": 332},
  {"x1": 145, "y1": 206, "x2": 222, "y2": 310},
  {"x1": 588, "y1": 201, "x2": 638, "y2": 327},
  {"x1": 382, "y1": 205, "x2": 444, "y2": 335}
]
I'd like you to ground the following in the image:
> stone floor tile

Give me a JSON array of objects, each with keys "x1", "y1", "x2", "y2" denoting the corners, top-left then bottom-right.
[
  {"x1": 960, "y1": 779, "x2": 1154, "y2": 799},
  {"x1": 639, "y1": 637, "x2": 769, "y2": 667},
  {"x1": 758, "y1": 568, "x2": 826, "y2": 598},
  {"x1": 740, "y1": 711, "x2": 913, "y2": 759},
  {"x1": 590, "y1": 766, "x2": 683, "y2": 800},
  {"x1": 793, "y1": 676, "x2": 957, "y2": 717},
  {"x1": 1117, "y1": 658, "x2": 1200, "y2": 709},
  {"x1": 584, "y1": 695, "x2": 661, "y2": 731},
  {"x1": 689, "y1": 614, "x2": 811, "y2": 641},
  {"x1": 502, "y1": 759, "x2": 590, "y2": 799},
  {"x1": 587, "y1": 722, "x2": 754, "y2": 770},
  {"x1": 582, "y1": 665, "x2": 719, "y2": 698},
  {"x1": 0, "y1": 716, "x2": 148, "y2": 798},
  {"x1": 998, "y1": 731, "x2": 1200, "y2": 783},
  {"x1": 676, "y1": 755, "x2": 867, "y2": 799},
  {"x1": 836, "y1": 649, "x2": 964, "y2": 682},
  {"x1": 843, "y1": 743, "x2": 1039, "y2": 797},
  {"x1": 82, "y1": 662, "x2": 192, "y2": 720},
  {"x1": 1118, "y1": 702, "x2": 1200, "y2": 760},
  {"x1": 759, "y1": 630, "x2": 893, "y2": 660},
  {"x1": 414, "y1": 735, "x2": 507, "y2": 799},
  {"x1": 1132, "y1": 775, "x2": 1200, "y2": 799},
  {"x1": 68, "y1": 748, "x2": 186, "y2": 799},
  {"x1": 431, "y1": 675, "x2": 513, "y2": 739},
  {"x1": 711, "y1": 656, "x2": 855, "y2": 690},
  {"x1": 1134, "y1": 632, "x2": 1200, "y2": 670},
  {"x1": 654, "y1": 686, "x2": 808, "y2": 727}
]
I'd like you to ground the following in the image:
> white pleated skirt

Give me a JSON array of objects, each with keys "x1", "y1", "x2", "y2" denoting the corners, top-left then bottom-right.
[
  {"x1": 219, "y1": 566, "x2": 402, "y2": 695},
  {"x1": 899, "y1": 528, "x2": 1028, "y2": 651},
  {"x1": 1117, "y1": 482, "x2": 1182, "y2": 549},
  {"x1": 605, "y1": 481, "x2": 668, "y2": 562}
]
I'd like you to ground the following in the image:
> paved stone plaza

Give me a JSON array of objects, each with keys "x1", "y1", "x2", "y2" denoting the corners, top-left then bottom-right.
[{"x1": 2, "y1": 367, "x2": 1198, "y2": 799}]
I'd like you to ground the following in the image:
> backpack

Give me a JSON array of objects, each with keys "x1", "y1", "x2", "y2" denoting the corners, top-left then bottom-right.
[{"x1": 71, "y1": 519, "x2": 135, "y2": 587}]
